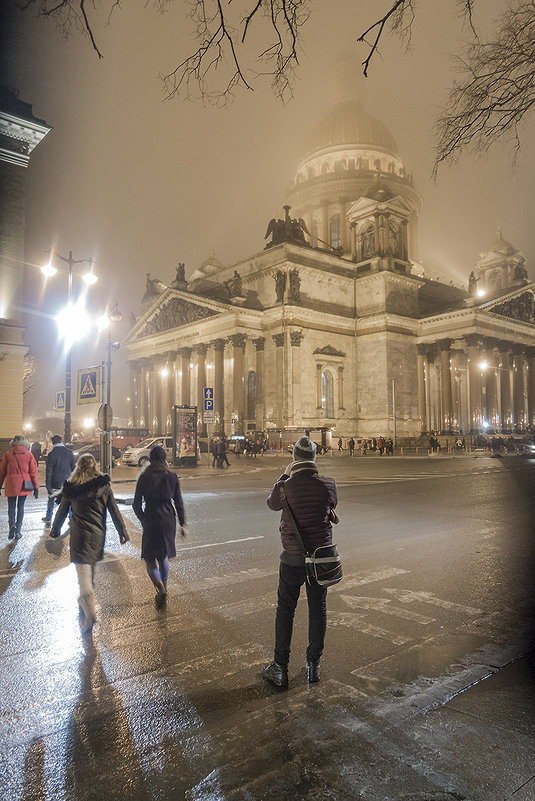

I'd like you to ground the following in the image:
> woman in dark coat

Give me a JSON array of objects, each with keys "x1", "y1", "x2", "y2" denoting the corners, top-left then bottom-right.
[
  {"x1": 133, "y1": 445, "x2": 187, "y2": 607},
  {"x1": 50, "y1": 453, "x2": 129, "y2": 633},
  {"x1": 0, "y1": 434, "x2": 39, "y2": 540}
]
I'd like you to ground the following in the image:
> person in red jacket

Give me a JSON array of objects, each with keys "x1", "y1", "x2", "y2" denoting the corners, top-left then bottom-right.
[
  {"x1": 263, "y1": 435, "x2": 338, "y2": 687},
  {"x1": 0, "y1": 434, "x2": 39, "y2": 540}
]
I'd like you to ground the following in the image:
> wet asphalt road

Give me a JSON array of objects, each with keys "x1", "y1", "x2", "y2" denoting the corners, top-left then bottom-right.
[{"x1": 1, "y1": 452, "x2": 534, "y2": 800}]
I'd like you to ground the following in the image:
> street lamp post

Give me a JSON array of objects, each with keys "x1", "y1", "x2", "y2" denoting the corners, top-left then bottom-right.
[
  {"x1": 42, "y1": 250, "x2": 96, "y2": 444},
  {"x1": 98, "y1": 303, "x2": 122, "y2": 475}
]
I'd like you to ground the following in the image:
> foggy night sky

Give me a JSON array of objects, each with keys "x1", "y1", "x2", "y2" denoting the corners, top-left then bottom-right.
[{"x1": 2, "y1": 0, "x2": 534, "y2": 429}]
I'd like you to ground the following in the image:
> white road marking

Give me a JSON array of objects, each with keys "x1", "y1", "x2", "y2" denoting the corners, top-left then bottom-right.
[
  {"x1": 384, "y1": 588, "x2": 482, "y2": 615},
  {"x1": 332, "y1": 567, "x2": 409, "y2": 591},
  {"x1": 176, "y1": 535, "x2": 264, "y2": 552},
  {"x1": 329, "y1": 612, "x2": 413, "y2": 645},
  {"x1": 211, "y1": 592, "x2": 276, "y2": 619},
  {"x1": 340, "y1": 594, "x2": 435, "y2": 624}
]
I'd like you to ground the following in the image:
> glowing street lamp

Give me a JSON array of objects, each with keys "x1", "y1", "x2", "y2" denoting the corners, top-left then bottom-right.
[{"x1": 42, "y1": 250, "x2": 96, "y2": 444}]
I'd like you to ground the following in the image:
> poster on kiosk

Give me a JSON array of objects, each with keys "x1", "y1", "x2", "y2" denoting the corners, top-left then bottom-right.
[{"x1": 172, "y1": 405, "x2": 198, "y2": 467}]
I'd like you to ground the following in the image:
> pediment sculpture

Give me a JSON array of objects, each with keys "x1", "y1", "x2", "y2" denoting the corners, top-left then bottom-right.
[
  {"x1": 140, "y1": 298, "x2": 219, "y2": 337},
  {"x1": 491, "y1": 291, "x2": 535, "y2": 324}
]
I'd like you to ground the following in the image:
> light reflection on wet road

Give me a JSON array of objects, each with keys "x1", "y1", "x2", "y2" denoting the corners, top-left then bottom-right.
[{"x1": 1, "y1": 455, "x2": 534, "y2": 800}]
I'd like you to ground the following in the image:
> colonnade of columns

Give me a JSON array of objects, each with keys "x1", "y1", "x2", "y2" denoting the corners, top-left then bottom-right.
[
  {"x1": 417, "y1": 336, "x2": 535, "y2": 434},
  {"x1": 128, "y1": 333, "x2": 272, "y2": 435}
]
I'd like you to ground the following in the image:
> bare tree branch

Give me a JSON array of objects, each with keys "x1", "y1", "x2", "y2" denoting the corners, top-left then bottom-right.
[
  {"x1": 356, "y1": 0, "x2": 414, "y2": 77},
  {"x1": 433, "y1": 0, "x2": 535, "y2": 175}
]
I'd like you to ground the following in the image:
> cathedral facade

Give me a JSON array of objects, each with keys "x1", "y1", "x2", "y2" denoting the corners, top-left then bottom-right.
[{"x1": 125, "y1": 101, "x2": 535, "y2": 443}]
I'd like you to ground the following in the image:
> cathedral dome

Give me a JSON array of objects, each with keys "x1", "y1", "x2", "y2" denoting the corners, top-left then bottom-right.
[{"x1": 303, "y1": 103, "x2": 399, "y2": 159}]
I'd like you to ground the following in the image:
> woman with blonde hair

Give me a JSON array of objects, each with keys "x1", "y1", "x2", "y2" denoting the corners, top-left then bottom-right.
[{"x1": 50, "y1": 453, "x2": 129, "y2": 633}]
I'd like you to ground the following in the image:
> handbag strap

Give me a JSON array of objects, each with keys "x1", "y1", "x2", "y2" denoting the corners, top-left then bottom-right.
[
  {"x1": 278, "y1": 482, "x2": 310, "y2": 556},
  {"x1": 13, "y1": 451, "x2": 26, "y2": 477}
]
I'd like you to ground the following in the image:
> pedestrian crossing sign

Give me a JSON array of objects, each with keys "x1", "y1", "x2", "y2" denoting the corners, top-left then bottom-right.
[
  {"x1": 77, "y1": 365, "x2": 101, "y2": 405},
  {"x1": 55, "y1": 391, "x2": 65, "y2": 410}
]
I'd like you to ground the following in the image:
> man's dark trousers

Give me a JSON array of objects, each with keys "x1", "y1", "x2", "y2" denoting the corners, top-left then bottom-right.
[{"x1": 274, "y1": 562, "x2": 327, "y2": 666}]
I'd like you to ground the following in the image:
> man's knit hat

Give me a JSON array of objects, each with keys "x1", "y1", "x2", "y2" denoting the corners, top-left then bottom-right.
[{"x1": 292, "y1": 436, "x2": 316, "y2": 462}]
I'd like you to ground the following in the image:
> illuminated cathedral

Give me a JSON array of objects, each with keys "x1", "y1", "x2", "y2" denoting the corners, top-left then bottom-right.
[{"x1": 125, "y1": 94, "x2": 535, "y2": 443}]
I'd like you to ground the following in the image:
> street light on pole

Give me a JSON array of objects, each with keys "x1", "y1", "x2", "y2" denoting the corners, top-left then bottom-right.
[
  {"x1": 42, "y1": 250, "x2": 96, "y2": 444},
  {"x1": 96, "y1": 302, "x2": 122, "y2": 475}
]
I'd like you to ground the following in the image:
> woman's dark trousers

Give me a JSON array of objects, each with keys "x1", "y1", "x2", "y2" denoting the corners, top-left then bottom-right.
[
  {"x1": 8, "y1": 496, "x2": 27, "y2": 534},
  {"x1": 274, "y1": 562, "x2": 327, "y2": 666}
]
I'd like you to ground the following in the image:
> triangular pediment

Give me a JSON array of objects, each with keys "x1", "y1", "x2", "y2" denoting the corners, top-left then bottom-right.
[
  {"x1": 347, "y1": 193, "x2": 412, "y2": 221},
  {"x1": 481, "y1": 285, "x2": 535, "y2": 325},
  {"x1": 313, "y1": 345, "x2": 346, "y2": 357},
  {"x1": 125, "y1": 289, "x2": 226, "y2": 343}
]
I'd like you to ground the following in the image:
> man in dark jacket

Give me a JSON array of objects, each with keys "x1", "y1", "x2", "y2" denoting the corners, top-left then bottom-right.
[
  {"x1": 43, "y1": 434, "x2": 76, "y2": 526},
  {"x1": 262, "y1": 436, "x2": 338, "y2": 688}
]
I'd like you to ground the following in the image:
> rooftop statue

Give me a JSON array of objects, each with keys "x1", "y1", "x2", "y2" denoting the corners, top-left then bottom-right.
[
  {"x1": 225, "y1": 270, "x2": 243, "y2": 298},
  {"x1": 265, "y1": 205, "x2": 310, "y2": 249}
]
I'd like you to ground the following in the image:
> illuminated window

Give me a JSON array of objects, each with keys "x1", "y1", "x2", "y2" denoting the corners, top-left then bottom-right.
[
  {"x1": 321, "y1": 370, "x2": 334, "y2": 418},
  {"x1": 330, "y1": 215, "x2": 341, "y2": 249}
]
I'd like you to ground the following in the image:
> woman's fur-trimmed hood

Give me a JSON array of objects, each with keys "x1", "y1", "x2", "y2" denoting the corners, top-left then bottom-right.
[{"x1": 61, "y1": 474, "x2": 110, "y2": 498}]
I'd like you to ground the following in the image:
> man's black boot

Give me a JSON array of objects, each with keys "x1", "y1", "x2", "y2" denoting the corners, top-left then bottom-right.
[
  {"x1": 262, "y1": 661, "x2": 288, "y2": 687},
  {"x1": 306, "y1": 660, "x2": 321, "y2": 683}
]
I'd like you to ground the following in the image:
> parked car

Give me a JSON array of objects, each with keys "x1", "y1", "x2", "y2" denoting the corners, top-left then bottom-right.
[
  {"x1": 72, "y1": 442, "x2": 122, "y2": 466},
  {"x1": 122, "y1": 436, "x2": 174, "y2": 467}
]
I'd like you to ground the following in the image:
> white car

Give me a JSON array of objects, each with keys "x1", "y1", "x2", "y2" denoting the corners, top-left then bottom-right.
[{"x1": 122, "y1": 436, "x2": 174, "y2": 467}]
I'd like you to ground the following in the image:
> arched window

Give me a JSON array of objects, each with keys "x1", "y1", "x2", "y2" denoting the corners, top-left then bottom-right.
[
  {"x1": 321, "y1": 370, "x2": 334, "y2": 419},
  {"x1": 330, "y1": 214, "x2": 341, "y2": 249},
  {"x1": 374, "y1": 158, "x2": 381, "y2": 171},
  {"x1": 247, "y1": 371, "x2": 257, "y2": 419}
]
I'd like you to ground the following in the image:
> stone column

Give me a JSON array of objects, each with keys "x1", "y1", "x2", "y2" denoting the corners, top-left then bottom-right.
[
  {"x1": 417, "y1": 345, "x2": 427, "y2": 432},
  {"x1": 321, "y1": 201, "x2": 329, "y2": 244},
  {"x1": 290, "y1": 330, "x2": 304, "y2": 425},
  {"x1": 149, "y1": 360, "x2": 160, "y2": 433},
  {"x1": 228, "y1": 334, "x2": 247, "y2": 433},
  {"x1": 350, "y1": 222, "x2": 357, "y2": 261},
  {"x1": 465, "y1": 335, "x2": 482, "y2": 433},
  {"x1": 512, "y1": 345, "x2": 526, "y2": 431},
  {"x1": 498, "y1": 346, "x2": 512, "y2": 432},
  {"x1": 178, "y1": 347, "x2": 192, "y2": 407},
  {"x1": 212, "y1": 339, "x2": 226, "y2": 433},
  {"x1": 437, "y1": 339, "x2": 453, "y2": 432},
  {"x1": 253, "y1": 337, "x2": 265, "y2": 430},
  {"x1": 427, "y1": 346, "x2": 439, "y2": 432},
  {"x1": 273, "y1": 333, "x2": 285, "y2": 426},
  {"x1": 194, "y1": 344, "x2": 208, "y2": 436},
  {"x1": 127, "y1": 361, "x2": 139, "y2": 427},
  {"x1": 527, "y1": 347, "x2": 535, "y2": 430},
  {"x1": 482, "y1": 341, "x2": 499, "y2": 431},
  {"x1": 138, "y1": 359, "x2": 149, "y2": 429},
  {"x1": 162, "y1": 352, "x2": 176, "y2": 434}
]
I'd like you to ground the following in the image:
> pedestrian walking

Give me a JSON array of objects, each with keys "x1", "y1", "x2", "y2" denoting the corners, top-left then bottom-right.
[
  {"x1": 133, "y1": 446, "x2": 188, "y2": 608},
  {"x1": 348, "y1": 437, "x2": 355, "y2": 457},
  {"x1": 49, "y1": 453, "x2": 129, "y2": 633},
  {"x1": 0, "y1": 434, "x2": 39, "y2": 540},
  {"x1": 337, "y1": 437, "x2": 343, "y2": 454},
  {"x1": 262, "y1": 435, "x2": 338, "y2": 687},
  {"x1": 31, "y1": 441, "x2": 42, "y2": 463},
  {"x1": 217, "y1": 437, "x2": 230, "y2": 468},
  {"x1": 43, "y1": 434, "x2": 76, "y2": 526},
  {"x1": 211, "y1": 437, "x2": 219, "y2": 468}
]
